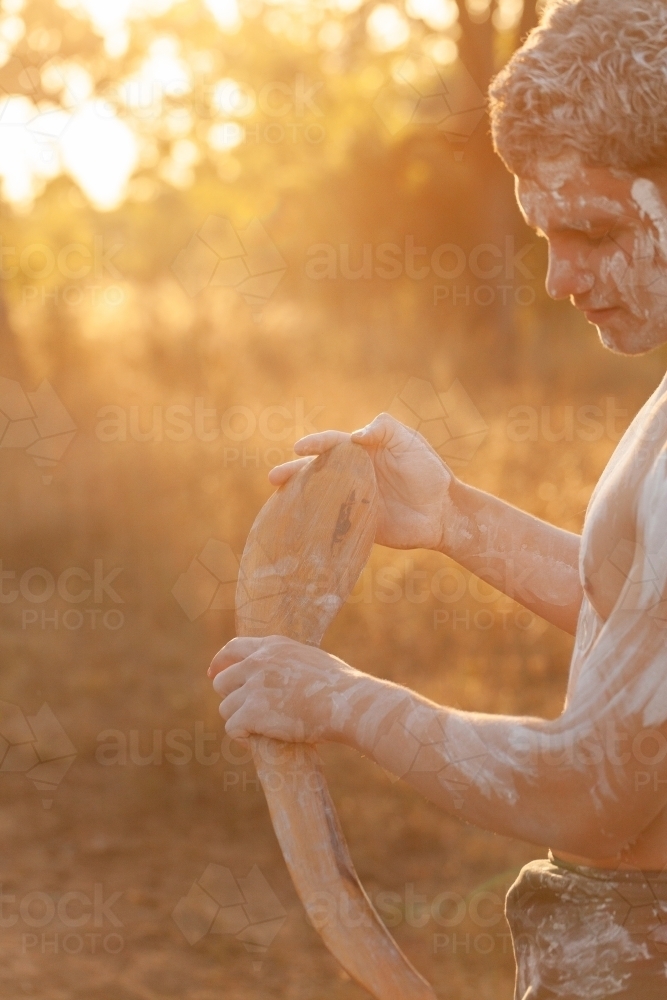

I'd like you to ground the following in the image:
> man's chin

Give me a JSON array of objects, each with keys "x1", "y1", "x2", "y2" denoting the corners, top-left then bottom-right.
[
  {"x1": 589, "y1": 310, "x2": 664, "y2": 356},
  {"x1": 597, "y1": 331, "x2": 642, "y2": 355}
]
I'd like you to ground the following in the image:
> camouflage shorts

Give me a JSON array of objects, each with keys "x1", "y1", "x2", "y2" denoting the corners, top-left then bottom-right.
[{"x1": 505, "y1": 852, "x2": 667, "y2": 999}]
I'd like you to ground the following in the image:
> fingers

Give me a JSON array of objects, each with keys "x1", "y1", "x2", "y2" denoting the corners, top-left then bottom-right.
[
  {"x1": 218, "y1": 685, "x2": 248, "y2": 724},
  {"x1": 222, "y1": 689, "x2": 273, "y2": 740},
  {"x1": 269, "y1": 418, "x2": 413, "y2": 487},
  {"x1": 268, "y1": 430, "x2": 351, "y2": 485},
  {"x1": 293, "y1": 429, "x2": 350, "y2": 455},
  {"x1": 223, "y1": 705, "x2": 251, "y2": 740},
  {"x1": 211, "y1": 660, "x2": 251, "y2": 698},
  {"x1": 267, "y1": 456, "x2": 312, "y2": 486},
  {"x1": 350, "y1": 412, "x2": 402, "y2": 448},
  {"x1": 269, "y1": 423, "x2": 409, "y2": 488},
  {"x1": 208, "y1": 636, "x2": 264, "y2": 678}
]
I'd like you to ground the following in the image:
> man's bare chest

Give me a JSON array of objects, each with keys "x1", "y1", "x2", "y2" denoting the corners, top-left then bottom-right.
[{"x1": 582, "y1": 387, "x2": 667, "y2": 622}]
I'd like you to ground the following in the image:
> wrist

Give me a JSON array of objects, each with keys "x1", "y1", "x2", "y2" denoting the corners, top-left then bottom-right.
[
  {"x1": 327, "y1": 672, "x2": 391, "y2": 751},
  {"x1": 436, "y1": 474, "x2": 469, "y2": 556},
  {"x1": 332, "y1": 675, "x2": 421, "y2": 772}
]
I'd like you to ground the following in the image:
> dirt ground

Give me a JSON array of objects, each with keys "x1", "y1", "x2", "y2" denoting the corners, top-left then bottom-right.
[
  {"x1": 3, "y1": 327, "x2": 662, "y2": 999},
  {"x1": 1, "y1": 584, "x2": 558, "y2": 1000}
]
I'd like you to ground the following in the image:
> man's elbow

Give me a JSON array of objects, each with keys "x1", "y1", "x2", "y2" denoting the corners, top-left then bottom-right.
[
  {"x1": 560, "y1": 823, "x2": 630, "y2": 862},
  {"x1": 551, "y1": 788, "x2": 656, "y2": 861}
]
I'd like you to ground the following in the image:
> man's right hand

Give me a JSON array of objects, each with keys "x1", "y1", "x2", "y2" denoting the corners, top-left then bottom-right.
[{"x1": 268, "y1": 412, "x2": 455, "y2": 551}]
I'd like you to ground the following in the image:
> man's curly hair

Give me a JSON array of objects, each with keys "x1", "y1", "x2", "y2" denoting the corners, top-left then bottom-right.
[{"x1": 489, "y1": 0, "x2": 667, "y2": 176}]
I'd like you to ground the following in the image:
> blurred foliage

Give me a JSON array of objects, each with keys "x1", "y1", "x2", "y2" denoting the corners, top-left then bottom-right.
[{"x1": 0, "y1": 0, "x2": 545, "y2": 378}]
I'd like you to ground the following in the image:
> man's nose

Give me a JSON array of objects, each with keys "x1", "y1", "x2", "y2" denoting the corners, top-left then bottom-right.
[{"x1": 545, "y1": 248, "x2": 595, "y2": 300}]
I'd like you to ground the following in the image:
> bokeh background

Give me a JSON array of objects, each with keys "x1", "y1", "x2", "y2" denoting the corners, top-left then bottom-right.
[{"x1": 2, "y1": 1, "x2": 667, "y2": 998}]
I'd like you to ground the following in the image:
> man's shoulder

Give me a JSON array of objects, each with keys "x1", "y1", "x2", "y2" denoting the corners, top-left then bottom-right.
[
  {"x1": 634, "y1": 373, "x2": 667, "y2": 436},
  {"x1": 637, "y1": 444, "x2": 667, "y2": 565}
]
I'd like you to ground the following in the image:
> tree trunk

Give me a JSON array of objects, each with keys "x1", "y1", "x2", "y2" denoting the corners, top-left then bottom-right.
[{"x1": 518, "y1": 0, "x2": 540, "y2": 42}]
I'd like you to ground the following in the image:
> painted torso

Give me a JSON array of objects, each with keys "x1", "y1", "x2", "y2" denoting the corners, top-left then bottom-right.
[{"x1": 559, "y1": 371, "x2": 667, "y2": 869}]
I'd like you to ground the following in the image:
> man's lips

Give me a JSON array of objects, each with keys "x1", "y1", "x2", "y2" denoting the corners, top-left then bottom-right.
[{"x1": 578, "y1": 304, "x2": 622, "y2": 323}]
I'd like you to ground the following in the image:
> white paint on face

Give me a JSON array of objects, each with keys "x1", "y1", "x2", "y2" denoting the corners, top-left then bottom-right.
[
  {"x1": 516, "y1": 158, "x2": 667, "y2": 354},
  {"x1": 533, "y1": 151, "x2": 582, "y2": 191},
  {"x1": 551, "y1": 254, "x2": 592, "y2": 293},
  {"x1": 599, "y1": 250, "x2": 629, "y2": 290},
  {"x1": 578, "y1": 195, "x2": 627, "y2": 217}
]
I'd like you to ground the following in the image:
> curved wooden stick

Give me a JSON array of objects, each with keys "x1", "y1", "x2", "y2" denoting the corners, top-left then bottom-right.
[{"x1": 235, "y1": 441, "x2": 436, "y2": 1000}]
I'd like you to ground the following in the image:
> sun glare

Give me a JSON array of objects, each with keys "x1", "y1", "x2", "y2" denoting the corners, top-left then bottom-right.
[
  {"x1": 0, "y1": 96, "x2": 61, "y2": 204},
  {"x1": 60, "y1": 102, "x2": 139, "y2": 210},
  {"x1": 406, "y1": 0, "x2": 458, "y2": 31},
  {"x1": 367, "y1": 3, "x2": 411, "y2": 51},
  {"x1": 203, "y1": 0, "x2": 241, "y2": 31}
]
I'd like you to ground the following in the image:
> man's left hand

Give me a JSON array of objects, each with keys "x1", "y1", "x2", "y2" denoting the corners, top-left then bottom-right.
[{"x1": 208, "y1": 635, "x2": 361, "y2": 743}]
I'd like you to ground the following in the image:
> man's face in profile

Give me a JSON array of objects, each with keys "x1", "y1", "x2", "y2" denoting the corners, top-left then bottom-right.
[{"x1": 515, "y1": 153, "x2": 667, "y2": 356}]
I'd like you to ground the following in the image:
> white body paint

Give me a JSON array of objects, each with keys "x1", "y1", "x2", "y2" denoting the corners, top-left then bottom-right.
[
  {"x1": 213, "y1": 154, "x2": 667, "y2": 996},
  {"x1": 517, "y1": 156, "x2": 667, "y2": 355},
  {"x1": 308, "y1": 371, "x2": 667, "y2": 882}
]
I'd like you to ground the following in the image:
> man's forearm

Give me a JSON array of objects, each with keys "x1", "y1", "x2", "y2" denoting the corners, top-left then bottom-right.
[
  {"x1": 439, "y1": 478, "x2": 583, "y2": 634},
  {"x1": 332, "y1": 675, "x2": 629, "y2": 858}
]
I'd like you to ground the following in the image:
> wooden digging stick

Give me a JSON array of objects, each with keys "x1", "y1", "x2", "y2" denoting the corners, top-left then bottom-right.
[{"x1": 235, "y1": 440, "x2": 437, "y2": 1000}]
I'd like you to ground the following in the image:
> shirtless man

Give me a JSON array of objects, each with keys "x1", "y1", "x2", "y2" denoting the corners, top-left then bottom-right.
[{"x1": 209, "y1": 1, "x2": 667, "y2": 995}]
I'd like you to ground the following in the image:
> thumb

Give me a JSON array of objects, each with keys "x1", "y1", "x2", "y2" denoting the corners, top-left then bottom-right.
[{"x1": 350, "y1": 413, "x2": 397, "y2": 448}]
